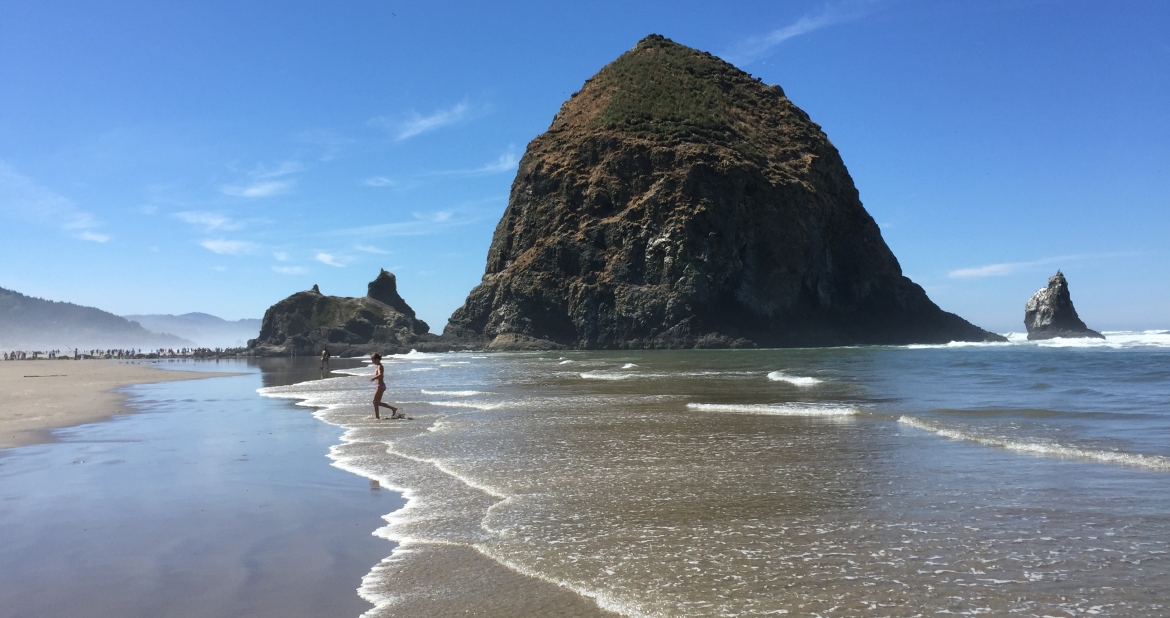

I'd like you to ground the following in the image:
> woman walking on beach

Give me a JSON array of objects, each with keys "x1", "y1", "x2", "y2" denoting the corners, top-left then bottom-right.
[{"x1": 369, "y1": 354, "x2": 401, "y2": 419}]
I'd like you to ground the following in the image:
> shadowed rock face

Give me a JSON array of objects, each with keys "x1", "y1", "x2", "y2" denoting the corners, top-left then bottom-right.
[
  {"x1": 367, "y1": 269, "x2": 416, "y2": 318},
  {"x1": 444, "y1": 35, "x2": 1002, "y2": 350},
  {"x1": 249, "y1": 271, "x2": 436, "y2": 356},
  {"x1": 1025, "y1": 270, "x2": 1104, "y2": 340}
]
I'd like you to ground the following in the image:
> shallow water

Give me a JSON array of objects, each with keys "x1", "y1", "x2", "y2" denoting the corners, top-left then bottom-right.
[
  {"x1": 0, "y1": 359, "x2": 394, "y2": 618},
  {"x1": 262, "y1": 331, "x2": 1170, "y2": 617}
]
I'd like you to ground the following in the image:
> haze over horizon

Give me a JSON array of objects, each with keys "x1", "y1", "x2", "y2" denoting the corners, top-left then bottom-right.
[{"x1": 2, "y1": 0, "x2": 1166, "y2": 333}]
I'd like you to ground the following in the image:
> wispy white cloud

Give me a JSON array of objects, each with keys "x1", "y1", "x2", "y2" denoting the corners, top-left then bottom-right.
[
  {"x1": 355, "y1": 245, "x2": 391, "y2": 255},
  {"x1": 415, "y1": 210, "x2": 453, "y2": 223},
  {"x1": 272, "y1": 265, "x2": 307, "y2": 275},
  {"x1": 364, "y1": 176, "x2": 396, "y2": 187},
  {"x1": 79, "y1": 231, "x2": 110, "y2": 243},
  {"x1": 254, "y1": 161, "x2": 307, "y2": 179},
  {"x1": 948, "y1": 253, "x2": 1136, "y2": 279},
  {"x1": 476, "y1": 153, "x2": 519, "y2": 174},
  {"x1": 200, "y1": 239, "x2": 256, "y2": 256},
  {"x1": 221, "y1": 160, "x2": 305, "y2": 198},
  {"x1": 371, "y1": 101, "x2": 473, "y2": 141},
  {"x1": 0, "y1": 162, "x2": 110, "y2": 242},
  {"x1": 315, "y1": 252, "x2": 348, "y2": 267},
  {"x1": 175, "y1": 211, "x2": 244, "y2": 231},
  {"x1": 424, "y1": 152, "x2": 519, "y2": 178},
  {"x1": 273, "y1": 251, "x2": 291, "y2": 261},
  {"x1": 221, "y1": 179, "x2": 293, "y2": 198},
  {"x1": 725, "y1": 2, "x2": 872, "y2": 65}
]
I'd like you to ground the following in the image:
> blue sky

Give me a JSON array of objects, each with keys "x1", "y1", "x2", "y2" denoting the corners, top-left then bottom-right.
[{"x1": 1, "y1": 0, "x2": 1166, "y2": 333}]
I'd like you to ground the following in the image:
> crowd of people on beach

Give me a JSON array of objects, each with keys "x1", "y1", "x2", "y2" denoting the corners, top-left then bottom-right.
[{"x1": 3, "y1": 347, "x2": 242, "y2": 361}]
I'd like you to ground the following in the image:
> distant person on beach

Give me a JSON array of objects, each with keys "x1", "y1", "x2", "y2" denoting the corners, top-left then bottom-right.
[
  {"x1": 369, "y1": 354, "x2": 402, "y2": 419},
  {"x1": 320, "y1": 349, "x2": 330, "y2": 370}
]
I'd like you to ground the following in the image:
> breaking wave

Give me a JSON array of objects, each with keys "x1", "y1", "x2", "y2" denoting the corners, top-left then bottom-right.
[
  {"x1": 766, "y1": 371, "x2": 823, "y2": 387},
  {"x1": 898, "y1": 416, "x2": 1170, "y2": 471},
  {"x1": 687, "y1": 402, "x2": 858, "y2": 416},
  {"x1": 421, "y1": 389, "x2": 490, "y2": 397},
  {"x1": 905, "y1": 330, "x2": 1170, "y2": 350}
]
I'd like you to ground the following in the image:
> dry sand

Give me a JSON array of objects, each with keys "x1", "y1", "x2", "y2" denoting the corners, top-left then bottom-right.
[{"x1": 0, "y1": 360, "x2": 236, "y2": 449}]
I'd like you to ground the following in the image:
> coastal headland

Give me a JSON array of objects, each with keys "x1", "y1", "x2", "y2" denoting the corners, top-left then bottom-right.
[{"x1": 0, "y1": 360, "x2": 237, "y2": 449}]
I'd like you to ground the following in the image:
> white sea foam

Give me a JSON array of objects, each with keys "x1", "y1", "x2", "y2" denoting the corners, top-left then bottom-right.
[
  {"x1": 581, "y1": 369, "x2": 748, "y2": 381},
  {"x1": 766, "y1": 371, "x2": 823, "y2": 387},
  {"x1": 407, "y1": 367, "x2": 438, "y2": 372},
  {"x1": 622, "y1": 363, "x2": 639, "y2": 369},
  {"x1": 421, "y1": 389, "x2": 490, "y2": 397},
  {"x1": 905, "y1": 340, "x2": 1016, "y2": 350},
  {"x1": 392, "y1": 349, "x2": 445, "y2": 359},
  {"x1": 429, "y1": 400, "x2": 504, "y2": 411},
  {"x1": 580, "y1": 371, "x2": 639, "y2": 380},
  {"x1": 687, "y1": 403, "x2": 858, "y2": 416},
  {"x1": 898, "y1": 416, "x2": 1170, "y2": 471},
  {"x1": 1039, "y1": 330, "x2": 1170, "y2": 349},
  {"x1": 905, "y1": 330, "x2": 1170, "y2": 350}
]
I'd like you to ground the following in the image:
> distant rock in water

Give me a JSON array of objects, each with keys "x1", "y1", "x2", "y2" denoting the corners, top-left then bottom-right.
[
  {"x1": 1024, "y1": 270, "x2": 1103, "y2": 340},
  {"x1": 444, "y1": 35, "x2": 1003, "y2": 349},
  {"x1": 249, "y1": 270, "x2": 440, "y2": 356},
  {"x1": 0, "y1": 286, "x2": 192, "y2": 350}
]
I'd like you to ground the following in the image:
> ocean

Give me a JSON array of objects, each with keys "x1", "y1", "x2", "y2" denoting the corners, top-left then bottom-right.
[{"x1": 261, "y1": 331, "x2": 1170, "y2": 617}]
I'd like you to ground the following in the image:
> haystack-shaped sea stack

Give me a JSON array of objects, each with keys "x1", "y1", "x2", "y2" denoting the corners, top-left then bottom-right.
[
  {"x1": 1024, "y1": 270, "x2": 1103, "y2": 340},
  {"x1": 249, "y1": 270, "x2": 434, "y2": 356},
  {"x1": 444, "y1": 35, "x2": 1003, "y2": 349}
]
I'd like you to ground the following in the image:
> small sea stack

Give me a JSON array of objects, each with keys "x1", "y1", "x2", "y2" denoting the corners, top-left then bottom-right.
[
  {"x1": 444, "y1": 34, "x2": 1003, "y2": 349},
  {"x1": 248, "y1": 269, "x2": 441, "y2": 356},
  {"x1": 1024, "y1": 270, "x2": 1104, "y2": 340}
]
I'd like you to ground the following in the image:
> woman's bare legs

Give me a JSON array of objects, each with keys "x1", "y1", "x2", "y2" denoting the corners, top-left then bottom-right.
[{"x1": 373, "y1": 389, "x2": 398, "y2": 419}]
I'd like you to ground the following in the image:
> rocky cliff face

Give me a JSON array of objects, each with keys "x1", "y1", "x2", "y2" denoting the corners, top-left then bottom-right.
[
  {"x1": 249, "y1": 270, "x2": 439, "y2": 356},
  {"x1": 444, "y1": 35, "x2": 1002, "y2": 349},
  {"x1": 1024, "y1": 270, "x2": 1103, "y2": 340}
]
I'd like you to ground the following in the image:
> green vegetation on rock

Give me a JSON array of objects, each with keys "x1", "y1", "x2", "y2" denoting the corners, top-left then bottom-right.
[{"x1": 594, "y1": 35, "x2": 731, "y2": 141}]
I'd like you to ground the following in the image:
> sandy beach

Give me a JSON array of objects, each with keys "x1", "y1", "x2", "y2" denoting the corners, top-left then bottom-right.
[
  {"x1": 0, "y1": 358, "x2": 400, "y2": 618},
  {"x1": 0, "y1": 360, "x2": 237, "y2": 449}
]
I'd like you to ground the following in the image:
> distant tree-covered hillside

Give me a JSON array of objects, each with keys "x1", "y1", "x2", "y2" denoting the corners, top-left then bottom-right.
[
  {"x1": 0, "y1": 286, "x2": 193, "y2": 350},
  {"x1": 123, "y1": 313, "x2": 260, "y2": 348}
]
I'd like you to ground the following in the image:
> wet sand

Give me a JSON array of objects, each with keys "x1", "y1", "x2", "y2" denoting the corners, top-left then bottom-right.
[
  {"x1": 0, "y1": 359, "x2": 236, "y2": 449},
  {"x1": 0, "y1": 358, "x2": 401, "y2": 618}
]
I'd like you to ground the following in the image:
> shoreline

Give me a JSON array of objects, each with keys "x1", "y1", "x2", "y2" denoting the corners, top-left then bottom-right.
[
  {"x1": 0, "y1": 358, "x2": 396, "y2": 618},
  {"x1": 260, "y1": 363, "x2": 623, "y2": 617},
  {"x1": 0, "y1": 359, "x2": 238, "y2": 449}
]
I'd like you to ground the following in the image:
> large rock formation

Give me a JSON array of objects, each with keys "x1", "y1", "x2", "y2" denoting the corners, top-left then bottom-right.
[
  {"x1": 1024, "y1": 270, "x2": 1103, "y2": 340},
  {"x1": 249, "y1": 270, "x2": 440, "y2": 356},
  {"x1": 444, "y1": 35, "x2": 1003, "y2": 349}
]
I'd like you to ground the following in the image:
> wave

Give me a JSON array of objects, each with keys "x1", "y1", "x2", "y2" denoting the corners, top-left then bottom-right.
[
  {"x1": 766, "y1": 371, "x2": 823, "y2": 387},
  {"x1": 687, "y1": 403, "x2": 858, "y2": 416},
  {"x1": 898, "y1": 416, "x2": 1170, "y2": 471},
  {"x1": 392, "y1": 349, "x2": 447, "y2": 359},
  {"x1": 904, "y1": 330, "x2": 1170, "y2": 350},
  {"x1": 621, "y1": 363, "x2": 638, "y2": 369},
  {"x1": 580, "y1": 370, "x2": 754, "y2": 381},
  {"x1": 429, "y1": 400, "x2": 504, "y2": 411},
  {"x1": 580, "y1": 371, "x2": 643, "y2": 380},
  {"x1": 421, "y1": 389, "x2": 490, "y2": 397},
  {"x1": 1039, "y1": 330, "x2": 1170, "y2": 349},
  {"x1": 905, "y1": 340, "x2": 1016, "y2": 350}
]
